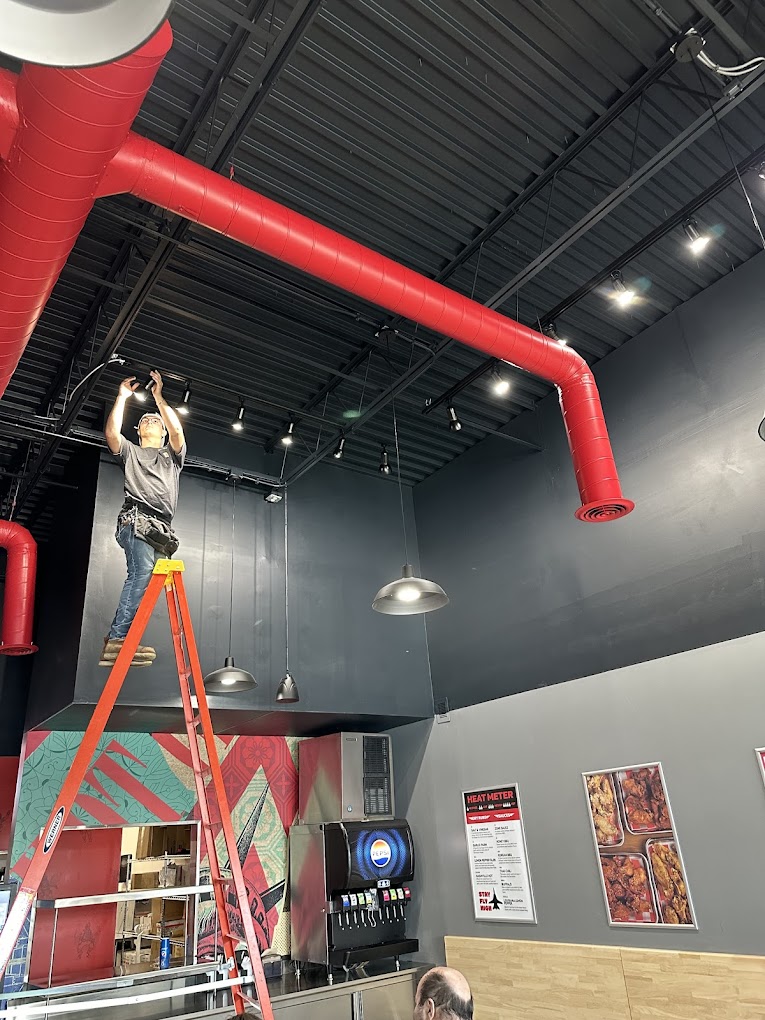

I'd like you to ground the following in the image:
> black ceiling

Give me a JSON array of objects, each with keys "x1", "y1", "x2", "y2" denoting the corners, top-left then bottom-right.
[{"x1": 2, "y1": 0, "x2": 765, "y2": 539}]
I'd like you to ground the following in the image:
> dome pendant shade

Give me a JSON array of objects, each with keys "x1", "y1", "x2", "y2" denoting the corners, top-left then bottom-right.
[
  {"x1": 1, "y1": 1, "x2": 175, "y2": 68},
  {"x1": 372, "y1": 564, "x2": 449, "y2": 615},
  {"x1": 276, "y1": 670, "x2": 299, "y2": 703},
  {"x1": 203, "y1": 655, "x2": 256, "y2": 694}
]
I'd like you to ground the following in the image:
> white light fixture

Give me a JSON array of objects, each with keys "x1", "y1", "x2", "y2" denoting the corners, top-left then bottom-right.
[
  {"x1": 333, "y1": 434, "x2": 346, "y2": 459},
  {"x1": 281, "y1": 421, "x2": 295, "y2": 447},
  {"x1": 134, "y1": 390, "x2": 147, "y2": 403},
  {"x1": 264, "y1": 489, "x2": 283, "y2": 504},
  {"x1": 609, "y1": 271, "x2": 636, "y2": 308},
  {"x1": 379, "y1": 445, "x2": 391, "y2": 474},
  {"x1": 683, "y1": 218, "x2": 711, "y2": 255},
  {"x1": 491, "y1": 367, "x2": 510, "y2": 395},
  {"x1": 275, "y1": 489, "x2": 299, "y2": 704},
  {"x1": 447, "y1": 405, "x2": 462, "y2": 431},
  {"x1": 176, "y1": 383, "x2": 192, "y2": 416},
  {"x1": 204, "y1": 481, "x2": 256, "y2": 694},
  {"x1": 232, "y1": 404, "x2": 245, "y2": 432},
  {"x1": 542, "y1": 322, "x2": 567, "y2": 346},
  {"x1": 372, "y1": 393, "x2": 448, "y2": 616}
]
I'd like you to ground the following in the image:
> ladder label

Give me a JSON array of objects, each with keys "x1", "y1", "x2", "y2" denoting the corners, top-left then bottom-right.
[{"x1": 43, "y1": 806, "x2": 65, "y2": 853}]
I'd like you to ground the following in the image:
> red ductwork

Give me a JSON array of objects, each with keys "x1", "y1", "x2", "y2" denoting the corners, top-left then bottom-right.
[
  {"x1": 0, "y1": 25, "x2": 633, "y2": 521},
  {"x1": 0, "y1": 520, "x2": 37, "y2": 655},
  {"x1": 0, "y1": 23, "x2": 172, "y2": 399}
]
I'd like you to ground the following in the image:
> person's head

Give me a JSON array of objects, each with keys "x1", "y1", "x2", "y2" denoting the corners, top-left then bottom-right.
[
  {"x1": 136, "y1": 413, "x2": 166, "y2": 448},
  {"x1": 414, "y1": 967, "x2": 473, "y2": 1020}
]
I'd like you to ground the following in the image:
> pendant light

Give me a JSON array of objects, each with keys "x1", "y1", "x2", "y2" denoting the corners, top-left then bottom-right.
[
  {"x1": 275, "y1": 488, "x2": 300, "y2": 703},
  {"x1": 373, "y1": 359, "x2": 449, "y2": 616},
  {"x1": 204, "y1": 480, "x2": 257, "y2": 694}
]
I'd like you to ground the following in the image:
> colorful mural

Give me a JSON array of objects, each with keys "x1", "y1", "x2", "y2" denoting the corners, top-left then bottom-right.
[{"x1": 8, "y1": 730, "x2": 299, "y2": 982}]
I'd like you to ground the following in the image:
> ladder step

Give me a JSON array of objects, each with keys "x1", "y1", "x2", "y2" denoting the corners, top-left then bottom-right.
[{"x1": 212, "y1": 876, "x2": 230, "y2": 884}]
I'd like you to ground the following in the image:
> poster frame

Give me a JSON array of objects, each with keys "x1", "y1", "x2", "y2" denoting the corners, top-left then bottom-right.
[
  {"x1": 461, "y1": 782, "x2": 537, "y2": 925},
  {"x1": 582, "y1": 760, "x2": 698, "y2": 930},
  {"x1": 755, "y1": 747, "x2": 765, "y2": 787}
]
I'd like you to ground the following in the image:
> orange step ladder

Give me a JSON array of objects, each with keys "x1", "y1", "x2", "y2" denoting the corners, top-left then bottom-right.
[{"x1": 0, "y1": 559, "x2": 274, "y2": 1019}]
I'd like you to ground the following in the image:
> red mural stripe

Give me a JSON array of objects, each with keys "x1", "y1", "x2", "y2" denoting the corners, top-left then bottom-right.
[
  {"x1": 153, "y1": 733, "x2": 210, "y2": 774},
  {"x1": 105, "y1": 739, "x2": 146, "y2": 766},
  {"x1": 95, "y1": 754, "x2": 182, "y2": 822},
  {"x1": 84, "y1": 768, "x2": 119, "y2": 806},
  {"x1": 74, "y1": 793, "x2": 126, "y2": 826},
  {"x1": 23, "y1": 731, "x2": 49, "y2": 760}
]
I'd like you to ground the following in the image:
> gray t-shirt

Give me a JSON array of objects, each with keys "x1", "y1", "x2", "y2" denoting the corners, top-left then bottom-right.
[{"x1": 116, "y1": 437, "x2": 186, "y2": 520}]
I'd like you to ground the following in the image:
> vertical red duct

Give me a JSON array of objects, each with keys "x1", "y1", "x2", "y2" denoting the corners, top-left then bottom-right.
[
  {"x1": 102, "y1": 134, "x2": 634, "y2": 521},
  {"x1": 0, "y1": 521, "x2": 36, "y2": 655},
  {"x1": 0, "y1": 22, "x2": 173, "y2": 398}
]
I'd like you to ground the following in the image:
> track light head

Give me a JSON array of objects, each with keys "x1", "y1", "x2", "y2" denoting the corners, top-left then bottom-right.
[
  {"x1": 332, "y1": 434, "x2": 346, "y2": 459},
  {"x1": 281, "y1": 421, "x2": 295, "y2": 447},
  {"x1": 683, "y1": 218, "x2": 711, "y2": 255},
  {"x1": 542, "y1": 322, "x2": 567, "y2": 345},
  {"x1": 609, "y1": 271, "x2": 636, "y2": 308},
  {"x1": 447, "y1": 405, "x2": 462, "y2": 432},
  {"x1": 491, "y1": 367, "x2": 510, "y2": 396},
  {"x1": 379, "y1": 444, "x2": 391, "y2": 474},
  {"x1": 264, "y1": 489, "x2": 283, "y2": 503},
  {"x1": 176, "y1": 383, "x2": 192, "y2": 416},
  {"x1": 232, "y1": 404, "x2": 245, "y2": 432}
]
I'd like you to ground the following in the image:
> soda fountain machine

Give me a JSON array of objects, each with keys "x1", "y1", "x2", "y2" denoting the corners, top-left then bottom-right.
[{"x1": 289, "y1": 733, "x2": 419, "y2": 979}]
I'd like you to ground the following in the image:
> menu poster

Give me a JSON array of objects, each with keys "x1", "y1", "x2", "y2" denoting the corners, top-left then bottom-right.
[
  {"x1": 462, "y1": 784, "x2": 536, "y2": 923},
  {"x1": 583, "y1": 762, "x2": 696, "y2": 929}
]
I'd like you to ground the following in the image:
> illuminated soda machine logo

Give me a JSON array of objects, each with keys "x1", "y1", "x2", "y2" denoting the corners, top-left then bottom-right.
[{"x1": 369, "y1": 838, "x2": 392, "y2": 868}]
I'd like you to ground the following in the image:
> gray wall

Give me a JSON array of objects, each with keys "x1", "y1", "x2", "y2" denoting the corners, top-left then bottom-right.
[
  {"x1": 35, "y1": 435, "x2": 434, "y2": 732},
  {"x1": 393, "y1": 630, "x2": 765, "y2": 962},
  {"x1": 415, "y1": 251, "x2": 765, "y2": 710}
]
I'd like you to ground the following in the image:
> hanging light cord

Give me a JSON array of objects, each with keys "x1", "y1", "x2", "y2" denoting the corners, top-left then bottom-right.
[
  {"x1": 228, "y1": 479, "x2": 236, "y2": 657},
  {"x1": 386, "y1": 337, "x2": 409, "y2": 564},
  {"x1": 284, "y1": 487, "x2": 290, "y2": 672}
]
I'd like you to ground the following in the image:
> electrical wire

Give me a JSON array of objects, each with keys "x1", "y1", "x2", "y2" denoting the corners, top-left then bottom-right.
[
  {"x1": 228, "y1": 479, "x2": 236, "y2": 658},
  {"x1": 385, "y1": 337, "x2": 409, "y2": 564},
  {"x1": 284, "y1": 487, "x2": 290, "y2": 673}
]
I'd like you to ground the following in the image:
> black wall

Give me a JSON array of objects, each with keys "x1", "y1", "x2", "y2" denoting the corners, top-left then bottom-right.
[
  {"x1": 415, "y1": 251, "x2": 765, "y2": 711},
  {"x1": 28, "y1": 425, "x2": 433, "y2": 734}
]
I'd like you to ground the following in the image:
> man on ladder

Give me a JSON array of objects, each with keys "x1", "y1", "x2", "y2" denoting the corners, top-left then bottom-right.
[{"x1": 100, "y1": 370, "x2": 186, "y2": 670}]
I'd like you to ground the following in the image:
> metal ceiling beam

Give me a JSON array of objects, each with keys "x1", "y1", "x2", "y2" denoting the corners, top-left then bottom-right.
[
  {"x1": 484, "y1": 64, "x2": 765, "y2": 312},
  {"x1": 687, "y1": 0, "x2": 756, "y2": 59},
  {"x1": 11, "y1": 0, "x2": 324, "y2": 514}
]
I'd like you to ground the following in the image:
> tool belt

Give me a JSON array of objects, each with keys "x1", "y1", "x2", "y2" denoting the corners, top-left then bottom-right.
[{"x1": 118, "y1": 499, "x2": 179, "y2": 557}]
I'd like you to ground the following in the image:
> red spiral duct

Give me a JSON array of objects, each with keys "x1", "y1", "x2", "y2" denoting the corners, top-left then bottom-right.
[
  {"x1": 103, "y1": 133, "x2": 634, "y2": 521},
  {"x1": 0, "y1": 520, "x2": 37, "y2": 655},
  {"x1": 0, "y1": 22, "x2": 172, "y2": 398}
]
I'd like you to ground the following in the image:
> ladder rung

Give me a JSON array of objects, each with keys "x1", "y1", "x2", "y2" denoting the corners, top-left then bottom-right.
[{"x1": 212, "y1": 876, "x2": 230, "y2": 884}]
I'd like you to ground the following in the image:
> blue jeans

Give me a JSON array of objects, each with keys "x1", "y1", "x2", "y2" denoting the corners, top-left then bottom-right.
[{"x1": 108, "y1": 521, "x2": 158, "y2": 640}]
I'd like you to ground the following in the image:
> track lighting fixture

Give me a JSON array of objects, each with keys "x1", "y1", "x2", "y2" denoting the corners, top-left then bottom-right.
[
  {"x1": 490, "y1": 367, "x2": 510, "y2": 395},
  {"x1": 281, "y1": 420, "x2": 295, "y2": 447},
  {"x1": 609, "y1": 271, "x2": 636, "y2": 308},
  {"x1": 379, "y1": 445, "x2": 391, "y2": 474},
  {"x1": 176, "y1": 383, "x2": 192, "y2": 416},
  {"x1": 264, "y1": 489, "x2": 283, "y2": 503},
  {"x1": 232, "y1": 404, "x2": 245, "y2": 431},
  {"x1": 332, "y1": 434, "x2": 346, "y2": 459},
  {"x1": 683, "y1": 218, "x2": 711, "y2": 255},
  {"x1": 759, "y1": 164, "x2": 765, "y2": 181},
  {"x1": 276, "y1": 670, "x2": 299, "y2": 703},
  {"x1": 542, "y1": 322, "x2": 567, "y2": 345},
  {"x1": 134, "y1": 390, "x2": 147, "y2": 403},
  {"x1": 447, "y1": 405, "x2": 462, "y2": 432}
]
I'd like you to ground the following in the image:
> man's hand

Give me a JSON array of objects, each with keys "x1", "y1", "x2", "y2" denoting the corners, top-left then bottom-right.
[
  {"x1": 119, "y1": 377, "x2": 138, "y2": 399},
  {"x1": 150, "y1": 370, "x2": 164, "y2": 403}
]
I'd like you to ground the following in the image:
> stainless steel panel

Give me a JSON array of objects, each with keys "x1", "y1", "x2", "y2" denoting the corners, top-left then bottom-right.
[
  {"x1": 273, "y1": 990, "x2": 353, "y2": 1018},
  {"x1": 299, "y1": 732, "x2": 394, "y2": 824},
  {"x1": 360, "y1": 974, "x2": 417, "y2": 1020},
  {"x1": 342, "y1": 734, "x2": 365, "y2": 820},
  {"x1": 289, "y1": 824, "x2": 329, "y2": 966}
]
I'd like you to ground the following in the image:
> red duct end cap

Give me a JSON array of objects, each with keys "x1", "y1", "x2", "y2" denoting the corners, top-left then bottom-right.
[
  {"x1": 0, "y1": 642, "x2": 38, "y2": 656},
  {"x1": 575, "y1": 499, "x2": 635, "y2": 523}
]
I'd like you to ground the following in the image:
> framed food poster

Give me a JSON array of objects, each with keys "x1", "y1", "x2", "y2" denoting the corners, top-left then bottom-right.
[
  {"x1": 582, "y1": 763, "x2": 696, "y2": 928},
  {"x1": 462, "y1": 784, "x2": 536, "y2": 923},
  {"x1": 756, "y1": 748, "x2": 765, "y2": 787}
]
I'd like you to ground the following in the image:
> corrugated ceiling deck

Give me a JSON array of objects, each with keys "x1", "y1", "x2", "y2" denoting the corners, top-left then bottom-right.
[{"x1": 2, "y1": 0, "x2": 765, "y2": 538}]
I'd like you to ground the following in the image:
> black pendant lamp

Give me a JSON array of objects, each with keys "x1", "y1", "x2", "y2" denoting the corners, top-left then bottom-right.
[
  {"x1": 275, "y1": 489, "x2": 299, "y2": 704},
  {"x1": 373, "y1": 358, "x2": 448, "y2": 616},
  {"x1": 204, "y1": 480, "x2": 257, "y2": 694}
]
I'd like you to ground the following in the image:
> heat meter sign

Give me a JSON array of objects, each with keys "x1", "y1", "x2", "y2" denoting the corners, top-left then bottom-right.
[{"x1": 462, "y1": 784, "x2": 536, "y2": 923}]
